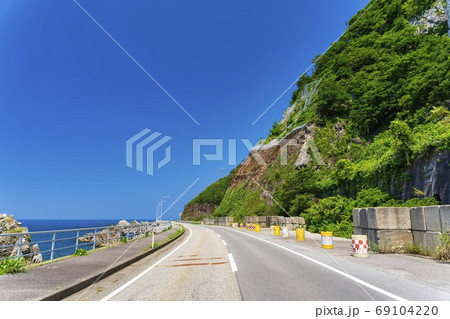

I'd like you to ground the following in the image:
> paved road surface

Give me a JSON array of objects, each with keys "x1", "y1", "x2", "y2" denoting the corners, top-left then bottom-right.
[
  {"x1": 65, "y1": 224, "x2": 241, "y2": 301},
  {"x1": 66, "y1": 224, "x2": 450, "y2": 301}
]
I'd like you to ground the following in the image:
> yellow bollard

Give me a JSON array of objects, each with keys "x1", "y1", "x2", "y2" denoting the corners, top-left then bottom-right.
[
  {"x1": 296, "y1": 228, "x2": 305, "y2": 241},
  {"x1": 254, "y1": 224, "x2": 260, "y2": 232},
  {"x1": 273, "y1": 226, "x2": 280, "y2": 236},
  {"x1": 321, "y1": 231, "x2": 334, "y2": 249}
]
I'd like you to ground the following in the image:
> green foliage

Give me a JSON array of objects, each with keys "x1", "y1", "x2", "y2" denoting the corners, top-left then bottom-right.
[
  {"x1": 187, "y1": 169, "x2": 237, "y2": 206},
  {"x1": 435, "y1": 232, "x2": 450, "y2": 261},
  {"x1": 401, "y1": 197, "x2": 439, "y2": 207},
  {"x1": 168, "y1": 226, "x2": 185, "y2": 239},
  {"x1": 73, "y1": 248, "x2": 88, "y2": 256},
  {"x1": 303, "y1": 195, "x2": 355, "y2": 238},
  {"x1": 0, "y1": 258, "x2": 25, "y2": 275},
  {"x1": 213, "y1": 182, "x2": 269, "y2": 222},
  {"x1": 120, "y1": 237, "x2": 129, "y2": 244}
]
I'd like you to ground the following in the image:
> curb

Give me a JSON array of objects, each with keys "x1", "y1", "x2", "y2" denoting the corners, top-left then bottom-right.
[{"x1": 35, "y1": 227, "x2": 186, "y2": 301}]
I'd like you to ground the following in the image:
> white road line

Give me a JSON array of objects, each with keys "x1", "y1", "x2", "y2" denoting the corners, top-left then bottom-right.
[
  {"x1": 228, "y1": 253, "x2": 238, "y2": 272},
  {"x1": 217, "y1": 234, "x2": 221, "y2": 238},
  {"x1": 221, "y1": 227, "x2": 406, "y2": 301},
  {"x1": 222, "y1": 240, "x2": 227, "y2": 246},
  {"x1": 101, "y1": 225, "x2": 193, "y2": 301}
]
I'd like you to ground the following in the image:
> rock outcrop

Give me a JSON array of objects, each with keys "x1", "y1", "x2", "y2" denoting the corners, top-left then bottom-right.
[
  {"x1": 182, "y1": 202, "x2": 219, "y2": 221},
  {"x1": 78, "y1": 220, "x2": 151, "y2": 247},
  {"x1": 402, "y1": 149, "x2": 450, "y2": 205},
  {"x1": 0, "y1": 214, "x2": 42, "y2": 264},
  {"x1": 410, "y1": 0, "x2": 448, "y2": 34}
]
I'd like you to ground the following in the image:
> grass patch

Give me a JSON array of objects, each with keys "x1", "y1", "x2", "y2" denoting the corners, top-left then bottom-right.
[
  {"x1": 0, "y1": 258, "x2": 26, "y2": 275},
  {"x1": 73, "y1": 248, "x2": 88, "y2": 256},
  {"x1": 5, "y1": 227, "x2": 28, "y2": 233},
  {"x1": 435, "y1": 232, "x2": 450, "y2": 261}
]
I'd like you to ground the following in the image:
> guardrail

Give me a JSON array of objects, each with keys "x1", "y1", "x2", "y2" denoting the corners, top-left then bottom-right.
[{"x1": 0, "y1": 221, "x2": 172, "y2": 262}]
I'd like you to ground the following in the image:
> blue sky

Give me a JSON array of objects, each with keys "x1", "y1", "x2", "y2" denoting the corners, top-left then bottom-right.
[{"x1": 0, "y1": 0, "x2": 369, "y2": 220}]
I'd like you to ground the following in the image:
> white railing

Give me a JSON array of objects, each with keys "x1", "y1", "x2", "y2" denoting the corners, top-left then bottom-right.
[{"x1": 0, "y1": 221, "x2": 172, "y2": 262}]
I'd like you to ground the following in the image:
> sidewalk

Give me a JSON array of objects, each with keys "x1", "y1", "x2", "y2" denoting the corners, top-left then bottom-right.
[{"x1": 0, "y1": 225, "x2": 184, "y2": 301}]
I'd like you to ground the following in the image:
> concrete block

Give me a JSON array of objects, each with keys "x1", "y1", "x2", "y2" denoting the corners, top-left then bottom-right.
[
  {"x1": 424, "y1": 206, "x2": 442, "y2": 231},
  {"x1": 410, "y1": 207, "x2": 426, "y2": 231},
  {"x1": 367, "y1": 208, "x2": 378, "y2": 229},
  {"x1": 354, "y1": 227, "x2": 362, "y2": 235},
  {"x1": 375, "y1": 207, "x2": 411, "y2": 230},
  {"x1": 440, "y1": 205, "x2": 450, "y2": 232},
  {"x1": 377, "y1": 230, "x2": 413, "y2": 248},
  {"x1": 352, "y1": 209, "x2": 360, "y2": 228},
  {"x1": 360, "y1": 209, "x2": 368, "y2": 229},
  {"x1": 367, "y1": 229, "x2": 378, "y2": 244},
  {"x1": 425, "y1": 232, "x2": 442, "y2": 251},
  {"x1": 412, "y1": 231, "x2": 427, "y2": 250}
]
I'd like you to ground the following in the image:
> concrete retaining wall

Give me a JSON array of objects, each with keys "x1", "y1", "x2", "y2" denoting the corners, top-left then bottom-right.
[{"x1": 353, "y1": 205, "x2": 450, "y2": 251}]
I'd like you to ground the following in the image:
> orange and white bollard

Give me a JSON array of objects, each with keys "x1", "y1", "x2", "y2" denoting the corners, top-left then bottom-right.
[{"x1": 352, "y1": 235, "x2": 369, "y2": 257}]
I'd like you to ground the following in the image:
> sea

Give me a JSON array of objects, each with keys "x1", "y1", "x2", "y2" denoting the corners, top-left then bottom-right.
[{"x1": 19, "y1": 219, "x2": 153, "y2": 261}]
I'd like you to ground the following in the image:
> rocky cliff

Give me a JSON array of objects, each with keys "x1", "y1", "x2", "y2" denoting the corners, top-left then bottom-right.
[{"x1": 0, "y1": 214, "x2": 42, "y2": 264}]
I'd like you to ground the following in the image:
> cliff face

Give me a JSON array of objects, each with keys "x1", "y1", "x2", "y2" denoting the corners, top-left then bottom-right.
[
  {"x1": 230, "y1": 124, "x2": 315, "y2": 191},
  {"x1": 182, "y1": 202, "x2": 219, "y2": 221},
  {"x1": 403, "y1": 150, "x2": 450, "y2": 204}
]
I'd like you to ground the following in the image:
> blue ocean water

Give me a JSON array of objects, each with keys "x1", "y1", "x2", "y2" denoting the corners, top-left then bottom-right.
[{"x1": 19, "y1": 219, "x2": 153, "y2": 261}]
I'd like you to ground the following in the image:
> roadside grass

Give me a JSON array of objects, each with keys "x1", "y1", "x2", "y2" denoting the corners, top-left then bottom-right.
[
  {"x1": 0, "y1": 257, "x2": 26, "y2": 275},
  {"x1": 434, "y1": 232, "x2": 450, "y2": 261},
  {"x1": 142, "y1": 225, "x2": 185, "y2": 253},
  {"x1": 73, "y1": 248, "x2": 88, "y2": 256}
]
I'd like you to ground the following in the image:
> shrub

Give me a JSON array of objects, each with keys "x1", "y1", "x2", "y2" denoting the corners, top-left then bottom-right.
[
  {"x1": 303, "y1": 195, "x2": 354, "y2": 238},
  {"x1": 0, "y1": 258, "x2": 25, "y2": 275},
  {"x1": 435, "y1": 232, "x2": 450, "y2": 261},
  {"x1": 73, "y1": 248, "x2": 88, "y2": 256}
]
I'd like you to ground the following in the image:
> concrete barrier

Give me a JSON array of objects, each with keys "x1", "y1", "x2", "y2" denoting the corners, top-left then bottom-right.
[{"x1": 353, "y1": 205, "x2": 450, "y2": 251}]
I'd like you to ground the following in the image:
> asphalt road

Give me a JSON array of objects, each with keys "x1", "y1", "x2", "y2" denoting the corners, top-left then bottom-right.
[
  {"x1": 65, "y1": 224, "x2": 450, "y2": 301},
  {"x1": 211, "y1": 226, "x2": 450, "y2": 301},
  {"x1": 65, "y1": 224, "x2": 241, "y2": 301}
]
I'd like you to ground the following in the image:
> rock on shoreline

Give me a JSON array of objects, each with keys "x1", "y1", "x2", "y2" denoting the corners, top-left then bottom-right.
[{"x1": 0, "y1": 214, "x2": 42, "y2": 264}]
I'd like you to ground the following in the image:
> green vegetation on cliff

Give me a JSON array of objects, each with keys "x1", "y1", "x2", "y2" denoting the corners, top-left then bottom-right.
[{"x1": 183, "y1": 0, "x2": 450, "y2": 237}]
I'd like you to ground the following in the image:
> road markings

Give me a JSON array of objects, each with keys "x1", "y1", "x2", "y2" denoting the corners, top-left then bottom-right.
[
  {"x1": 223, "y1": 228, "x2": 406, "y2": 301},
  {"x1": 222, "y1": 240, "x2": 227, "y2": 246},
  {"x1": 101, "y1": 225, "x2": 193, "y2": 301},
  {"x1": 228, "y1": 253, "x2": 238, "y2": 272},
  {"x1": 217, "y1": 234, "x2": 221, "y2": 238}
]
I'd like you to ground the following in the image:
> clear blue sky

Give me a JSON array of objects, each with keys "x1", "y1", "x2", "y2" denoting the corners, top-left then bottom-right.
[{"x1": 0, "y1": 0, "x2": 369, "y2": 220}]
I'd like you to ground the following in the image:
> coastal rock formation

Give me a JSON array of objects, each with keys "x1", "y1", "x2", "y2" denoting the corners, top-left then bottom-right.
[
  {"x1": 0, "y1": 214, "x2": 42, "y2": 264},
  {"x1": 78, "y1": 220, "x2": 151, "y2": 247}
]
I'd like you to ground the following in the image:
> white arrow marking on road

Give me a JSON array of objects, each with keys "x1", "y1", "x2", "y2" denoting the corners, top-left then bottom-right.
[
  {"x1": 222, "y1": 227, "x2": 406, "y2": 301},
  {"x1": 101, "y1": 225, "x2": 193, "y2": 301}
]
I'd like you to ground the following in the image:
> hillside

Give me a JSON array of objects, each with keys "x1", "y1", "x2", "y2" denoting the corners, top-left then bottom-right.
[{"x1": 182, "y1": 0, "x2": 450, "y2": 237}]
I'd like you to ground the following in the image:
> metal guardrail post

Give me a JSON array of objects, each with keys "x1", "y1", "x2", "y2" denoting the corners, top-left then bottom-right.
[
  {"x1": 93, "y1": 230, "x2": 97, "y2": 251},
  {"x1": 17, "y1": 234, "x2": 23, "y2": 258},
  {"x1": 117, "y1": 228, "x2": 121, "y2": 244},
  {"x1": 107, "y1": 228, "x2": 110, "y2": 247},
  {"x1": 50, "y1": 232, "x2": 56, "y2": 261},
  {"x1": 75, "y1": 230, "x2": 79, "y2": 252}
]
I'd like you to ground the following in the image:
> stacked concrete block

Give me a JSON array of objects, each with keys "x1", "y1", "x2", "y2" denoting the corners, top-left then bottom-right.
[
  {"x1": 217, "y1": 217, "x2": 234, "y2": 227},
  {"x1": 352, "y1": 207, "x2": 413, "y2": 248},
  {"x1": 354, "y1": 205, "x2": 450, "y2": 252},
  {"x1": 202, "y1": 218, "x2": 216, "y2": 225},
  {"x1": 245, "y1": 216, "x2": 268, "y2": 227}
]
